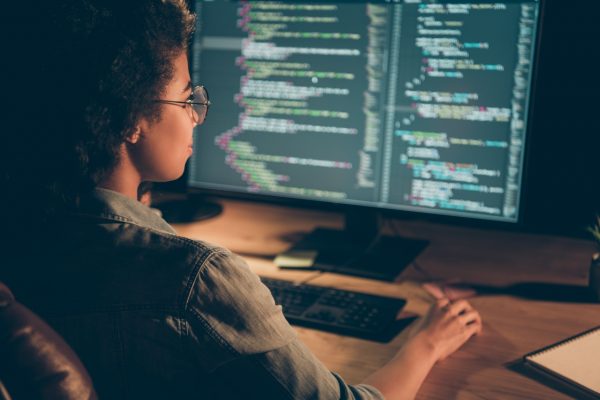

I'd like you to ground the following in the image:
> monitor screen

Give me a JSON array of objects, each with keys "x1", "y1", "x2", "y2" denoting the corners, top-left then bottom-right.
[{"x1": 188, "y1": 0, "x2": 541, "y2": 224}]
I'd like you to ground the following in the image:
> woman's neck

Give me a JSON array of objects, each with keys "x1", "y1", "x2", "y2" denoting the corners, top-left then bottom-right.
[{"x1": 98, "y1": 148, "x2": 142, "y2": 200}]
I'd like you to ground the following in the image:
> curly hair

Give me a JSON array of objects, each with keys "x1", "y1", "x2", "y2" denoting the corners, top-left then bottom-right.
[{"x1": 3, "y1": 0, "x2": 195, "y2": 217}]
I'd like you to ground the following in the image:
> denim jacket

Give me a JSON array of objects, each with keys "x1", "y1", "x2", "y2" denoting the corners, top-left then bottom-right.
[{"x1": 2, "y1": 188, "x2": 384, "y2": 399}]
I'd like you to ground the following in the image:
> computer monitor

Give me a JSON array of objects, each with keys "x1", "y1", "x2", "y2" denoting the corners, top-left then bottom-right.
[{"x1": 183, "y1": 0, "x2": 542, "y2": 280}]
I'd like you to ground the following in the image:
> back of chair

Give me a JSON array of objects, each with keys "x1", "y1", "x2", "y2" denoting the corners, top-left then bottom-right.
[{"x1": 0, "y1": 282, "x2": 97, "y2": 400}]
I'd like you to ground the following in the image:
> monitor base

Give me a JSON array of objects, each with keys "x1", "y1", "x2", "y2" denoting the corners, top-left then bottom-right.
[
  {"x1": 154, "y1": 197, "x2": 222, "y2": 223},
  {"x1": 284, "y1": 227, "x2": 428, "y2": 281}
]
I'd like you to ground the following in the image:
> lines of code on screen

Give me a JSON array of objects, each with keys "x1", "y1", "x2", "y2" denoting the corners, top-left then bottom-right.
[{"x1": 189, "y1": 0, "x2": 539, "y2": 222}]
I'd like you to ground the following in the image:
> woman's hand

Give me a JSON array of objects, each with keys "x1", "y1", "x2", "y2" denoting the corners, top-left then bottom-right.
[
  {"x1": 411, "y1": 298, "x2": 482, "y2": 362},
  {"x1": 362, "y1": 299, "x2": 482, "y2": 399}
]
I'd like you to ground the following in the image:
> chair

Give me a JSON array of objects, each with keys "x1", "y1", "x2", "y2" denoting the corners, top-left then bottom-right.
[{"x1": 0, "y1": 282, "x2": 97, "y2": 400}]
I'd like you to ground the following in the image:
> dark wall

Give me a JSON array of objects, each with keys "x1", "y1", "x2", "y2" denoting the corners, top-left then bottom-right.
[{"x1": 523, "y1": 0, "x2": 600, "y2": 237}]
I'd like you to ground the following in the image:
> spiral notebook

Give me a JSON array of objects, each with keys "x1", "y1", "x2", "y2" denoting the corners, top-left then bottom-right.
[{"x1": 523, "y1": 326, "x2": 600, "y2": 398}]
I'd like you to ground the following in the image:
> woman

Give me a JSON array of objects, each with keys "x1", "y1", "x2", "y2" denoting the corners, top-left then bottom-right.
[{"x1": 1, "y1": 1, "x2": 481, "y2": 399}]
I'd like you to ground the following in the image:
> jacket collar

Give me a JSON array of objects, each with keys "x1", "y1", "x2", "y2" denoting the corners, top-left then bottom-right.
[{"x1": 73, "y1": 187, "x2": 177, "y2": 235}]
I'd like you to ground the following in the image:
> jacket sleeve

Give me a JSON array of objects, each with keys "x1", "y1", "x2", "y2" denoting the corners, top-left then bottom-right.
[{"x1": 183, "y1": 249, "x2": 385, "y2": 400}]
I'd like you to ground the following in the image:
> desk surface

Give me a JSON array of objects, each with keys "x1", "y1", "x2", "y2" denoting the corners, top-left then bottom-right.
[{"x1": 170, "y1": 198, "x2": 599, "y2": 400}]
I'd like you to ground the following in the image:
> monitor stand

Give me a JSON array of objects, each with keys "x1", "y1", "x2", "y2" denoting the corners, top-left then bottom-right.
[
  {"x1": 153, "y1": 195, "x2": 222, "y2": 223},
  {"x1": 282, "y1": 210, "x2": 428, "y2": 281}
]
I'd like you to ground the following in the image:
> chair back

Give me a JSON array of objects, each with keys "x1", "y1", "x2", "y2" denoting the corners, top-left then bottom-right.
[{"x1": 0, "y1": 282, "x2": 97, "y2": 400}]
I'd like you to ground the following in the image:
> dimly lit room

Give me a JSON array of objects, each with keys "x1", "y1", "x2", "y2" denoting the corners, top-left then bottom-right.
[{"x1": 1, "y1": 0, "x2": 599, "y2": 399}]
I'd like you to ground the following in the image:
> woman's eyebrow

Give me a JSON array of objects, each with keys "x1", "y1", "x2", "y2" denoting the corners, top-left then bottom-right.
[{"x1": 181, "y1": 81, "x2": 192, "y2": 93}]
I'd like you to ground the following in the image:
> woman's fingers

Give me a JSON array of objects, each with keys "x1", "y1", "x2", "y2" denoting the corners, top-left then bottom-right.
[
  {"x1": 458, "y1": 310, "x2": 482, "y2": 328},
  {"x1": 436, "y1": 298, "x2": 451, "y2": 309},
  {"x1": 465, "y1": 317, "x2": 483, "y2": 336},
  {"x1": 447, "y1": 299, "x2": 473, "y2": 316}
]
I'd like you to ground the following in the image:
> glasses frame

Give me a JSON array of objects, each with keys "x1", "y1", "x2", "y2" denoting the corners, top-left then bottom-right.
[{"x1": 154, "y1": 85, "x2": 211, "y2": 125}]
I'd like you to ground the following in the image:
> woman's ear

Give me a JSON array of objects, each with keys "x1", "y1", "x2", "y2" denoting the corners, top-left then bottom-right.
[{"x1": 126, "y1": 126, "x2": 142, "y2": 144}]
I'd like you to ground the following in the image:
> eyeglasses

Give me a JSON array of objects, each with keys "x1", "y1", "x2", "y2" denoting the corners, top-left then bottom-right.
[{"x1": 154, "y1": 85, "x2": 211, "y2": 125}]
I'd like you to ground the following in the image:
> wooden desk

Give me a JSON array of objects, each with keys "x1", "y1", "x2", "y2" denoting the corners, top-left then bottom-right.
[{"x1": 172, "y1": 199, "x2": 599, "y2": 399}]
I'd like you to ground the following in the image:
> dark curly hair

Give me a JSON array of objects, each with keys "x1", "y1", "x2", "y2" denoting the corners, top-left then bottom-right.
[{"x1": 2, "y1": 0, "x2": 195, "y2": 219}]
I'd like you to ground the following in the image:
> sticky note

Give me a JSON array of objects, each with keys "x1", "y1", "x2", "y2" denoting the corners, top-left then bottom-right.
[{"x1": 274, "y1": 250, "x2": 318, "y2": 269}]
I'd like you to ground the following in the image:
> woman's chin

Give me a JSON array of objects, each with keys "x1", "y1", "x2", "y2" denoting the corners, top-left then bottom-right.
[{"x1": 152, "y1": 170, "x2": 186, "y2": 183}]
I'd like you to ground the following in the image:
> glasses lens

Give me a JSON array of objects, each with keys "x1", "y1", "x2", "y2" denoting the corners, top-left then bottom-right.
[
  {"x1": 195, "y1": 85, "x2": 208, "y2": 103},
  {"x1": 192, "y1": 86, "x2": 209, "y2": 124}
]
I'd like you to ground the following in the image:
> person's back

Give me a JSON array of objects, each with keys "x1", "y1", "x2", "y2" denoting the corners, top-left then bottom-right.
[
  {"x1": 5, "y1": 190, "x2": 213, "y2": 398},
  {"x1": 5, "y1": 188, "x2": 384, "y2": 399}
]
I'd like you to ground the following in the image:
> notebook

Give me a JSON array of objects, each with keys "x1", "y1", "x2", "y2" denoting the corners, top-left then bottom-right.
[{"x1": 523, "y1": 326, "x2": 600, "y2": 398}]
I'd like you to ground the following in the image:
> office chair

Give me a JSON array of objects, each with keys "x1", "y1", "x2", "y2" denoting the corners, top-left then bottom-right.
[{"x1": 0, "y1": 282, "x2": 97, "y2": 400}]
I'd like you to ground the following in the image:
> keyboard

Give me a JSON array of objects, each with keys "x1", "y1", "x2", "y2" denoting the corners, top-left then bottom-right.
[{"x1": 260, "y1": 277, "x2": 410, "y2": 341}]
